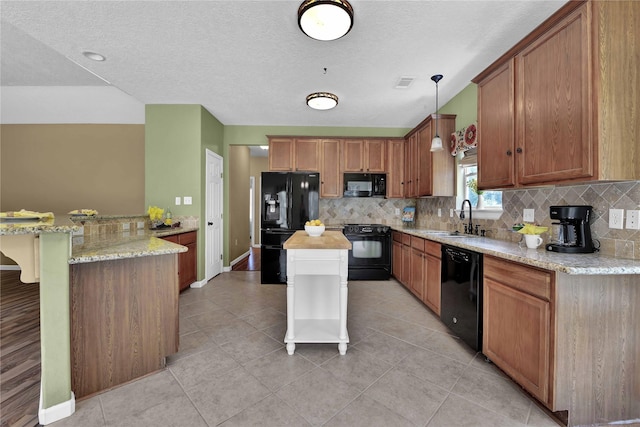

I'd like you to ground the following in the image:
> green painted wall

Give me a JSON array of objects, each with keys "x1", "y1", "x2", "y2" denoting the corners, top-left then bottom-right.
[
  {"x1": 438, "y1": 83, "x2": 478, "y2": 130},
  {"x1": 146, "y1": 105, "x2": 223, "y2": 280}
]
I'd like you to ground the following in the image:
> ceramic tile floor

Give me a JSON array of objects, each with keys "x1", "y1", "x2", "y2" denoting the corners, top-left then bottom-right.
[{"x1": 51, "y1": 271, "x2": 561, "y2": 427}]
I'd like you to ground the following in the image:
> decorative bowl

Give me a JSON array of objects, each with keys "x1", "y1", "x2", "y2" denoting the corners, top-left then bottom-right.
[{"x1": 304, "y1": 224, "x2": 325, "y2": 237}]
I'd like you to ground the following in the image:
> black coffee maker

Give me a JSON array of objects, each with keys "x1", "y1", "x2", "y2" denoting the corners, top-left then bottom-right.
[{"x1": 546, "y1": 205, "x2": 596, "y2": 253}]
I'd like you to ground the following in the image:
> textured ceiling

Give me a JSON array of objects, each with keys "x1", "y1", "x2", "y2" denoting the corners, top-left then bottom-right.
[{"x1": 0, "y1": 0, "x2": 567, "y2": 128}]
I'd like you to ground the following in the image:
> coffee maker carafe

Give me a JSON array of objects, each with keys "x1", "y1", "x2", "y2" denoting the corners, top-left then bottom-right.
[{"x1": 546, "y1": 205, "x2": 596, "y2": 253}]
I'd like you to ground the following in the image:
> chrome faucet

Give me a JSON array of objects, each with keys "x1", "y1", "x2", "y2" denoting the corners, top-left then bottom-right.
[{"x1": 460, "y1": 199, "x2": 473, "y2": 234}]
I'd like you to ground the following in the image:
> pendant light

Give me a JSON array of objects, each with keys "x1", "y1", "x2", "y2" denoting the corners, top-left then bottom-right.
[
  {"x1": 430, "y1": 74, "x2": 444, "y2": 152},
  {"x1": 298, "y1": 0, "x2": 354, "y2": 41}
]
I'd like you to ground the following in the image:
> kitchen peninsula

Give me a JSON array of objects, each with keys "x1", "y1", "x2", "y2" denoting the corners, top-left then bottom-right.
[
  {"x1": 0, "y1": 215, "x2": 187, "y2": 424},
  {"x1": 283, "y1": 230, "x2": 352, "y2": 355}
]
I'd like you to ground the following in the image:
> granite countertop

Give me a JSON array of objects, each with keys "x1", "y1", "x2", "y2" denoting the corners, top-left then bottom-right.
[
  {"x1": 70, "y1": 227, "x2": 197, "y2": 264},
  {"x1": 0, "y1": 214, "x2": 80, "y2": 235},
  {"x1": 284, "y1": 230, "x2": 352, "y2": 250},
  {"x1": 393, "y1": 226, "x2": 640, "y2": 275}
]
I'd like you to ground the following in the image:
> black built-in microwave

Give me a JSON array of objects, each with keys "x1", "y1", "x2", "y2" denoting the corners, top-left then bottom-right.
[{"x1": 343, "y1": 173, "x2": 386, "y2": 197}]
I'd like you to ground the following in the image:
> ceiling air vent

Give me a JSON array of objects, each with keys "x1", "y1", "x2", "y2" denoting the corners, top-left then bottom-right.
[{"x1": 395, "y1": 76, "x2": 415, "y2": 89}]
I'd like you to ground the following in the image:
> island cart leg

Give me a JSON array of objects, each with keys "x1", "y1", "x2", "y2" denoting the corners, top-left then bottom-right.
[
  {"x1": 338, "y1": 253, "x2": 349, "y2": 355},
  {"x1": 285, "y1": 277, "x2": 295, "y2": 355}
]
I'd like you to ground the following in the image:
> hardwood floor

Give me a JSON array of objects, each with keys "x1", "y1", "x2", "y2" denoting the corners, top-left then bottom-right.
[
  {"x1": 231, "y1": 247, "x2": 261, "y2": 271},
  {"x1": 0, "y1": 270, "x2": 40, "y2": 427}
]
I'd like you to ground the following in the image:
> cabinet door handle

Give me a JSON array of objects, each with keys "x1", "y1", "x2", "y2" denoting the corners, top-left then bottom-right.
[
  {"x1": 516, "y1": 147, "x2": 523, "y2": 153},
  {"x1": 208, "y1": 222, "x2": 213, "y2": 225},
  {"x1": 506, "y1": 150, "x2": 512, "y2": 156}
]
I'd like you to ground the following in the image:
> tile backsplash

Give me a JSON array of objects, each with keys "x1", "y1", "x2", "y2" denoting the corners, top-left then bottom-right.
[{"x1": 320, "y1": 181, "x2": 640, "y2": 260}]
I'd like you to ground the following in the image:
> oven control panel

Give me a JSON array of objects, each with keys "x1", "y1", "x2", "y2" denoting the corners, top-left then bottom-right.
[{"x1": 343, "y1": 224, "x2": 390, "y2": 235}]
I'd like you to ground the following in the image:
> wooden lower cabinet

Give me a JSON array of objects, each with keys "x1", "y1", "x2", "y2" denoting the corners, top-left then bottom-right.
[
  {"x1": 162, "y1": 231, "x2": 197, "y2": 291},
  {"x1": 423, "y1": 241, "x2": 441, "y2": 316},
  {"x1": 483, "y1": 256, "x2": 553, "y2": 405},
  {"x1": 70, "y1": 254, "x2": 179, "y2": 398},
  {"x1": 392, "y1": 231, "x2": 441, "y2": 316}
]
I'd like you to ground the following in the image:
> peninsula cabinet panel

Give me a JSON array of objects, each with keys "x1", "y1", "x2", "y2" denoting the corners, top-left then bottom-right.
[
  {"x1": 473, "y1": 1, "x2": 640, "y2": 189},
  {"x1": 320, "y1": 139, "x2": 342, "y2": 198},
  {"x1": 70, "y1": 254, "x2": 179, "y2": 399},
  {"x1": 268, "y1": 137, "x2": 294, "y2": 171},
  {"x1": 386, "y1": 139, "x2": 404, "y2": 198}
]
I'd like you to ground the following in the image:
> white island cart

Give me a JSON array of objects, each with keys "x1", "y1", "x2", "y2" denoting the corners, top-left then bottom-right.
[{"x1": 283, "y1": 230, "x2": 352, "y2": 355}]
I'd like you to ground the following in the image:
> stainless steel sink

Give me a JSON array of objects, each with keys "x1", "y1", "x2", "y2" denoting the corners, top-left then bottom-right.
[{"x1": 421, "y1": 231, "x2": 479, "y2": 238}]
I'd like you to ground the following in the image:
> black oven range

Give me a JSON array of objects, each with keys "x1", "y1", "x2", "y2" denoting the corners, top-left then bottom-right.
[{"x1": 342, "y1": 224, "x2": 392, "y2": 280}]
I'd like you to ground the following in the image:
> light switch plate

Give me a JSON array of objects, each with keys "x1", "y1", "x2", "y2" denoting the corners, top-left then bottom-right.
[
  {"x1": 175, "y1": 196, "x2": 181, "y2": 205},
  {"x1": 609, "y1": 208, "x2": 624, "y2": 229},
  {"x1": 184, "y1": 196, "x2": 192, "y2": 205},
  {"x1": 438, "y1": 208, "x2": 442, "y2": 217},
  {"x1": 625, "y1": 209, "x2": 640, "y2": 230},
  {"x1": 523, "y1": 209, "x2": 535, "y2": 222}
]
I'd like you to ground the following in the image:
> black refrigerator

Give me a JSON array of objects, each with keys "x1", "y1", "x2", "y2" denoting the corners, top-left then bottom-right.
[{"x1": 260, "y1": 172, "x2": 319, "y2": 284}]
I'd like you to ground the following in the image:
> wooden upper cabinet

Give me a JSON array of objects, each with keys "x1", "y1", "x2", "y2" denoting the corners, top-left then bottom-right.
[
  {"x1": 477, "y1": 60, "x2": 516, "y2": 190},
  {"x1": 405, "y1": 114, "x2": 456, "y2": 197},
  {"x1": 516, "y1": 5, "x2": 592, "y2": 185},
  {"x1": 320, "y1": 139, "x2": 342, "y2": 198},
  {"x1": 293, "y1": 138, "x2": 321, "y2": 172},
  {"x1": 416, "y1": 123, "x2": 433, "y2": 196},
  {"x1": 386, "y1": 139, "x2": 404, "y2": 198},
  {"x1": 268, "y1": 137, "x2": 320, "y2": 172},
  {"x1": 268, "y1": 138, "x2": 294, "y2": 171},
  {"x1": 342, "y1": 139, "x2": 386, "y2": 172},
  {"x1": 473, "y1": 1, "x2": 640, "y2": 189},
  {"x1": 404, "y1": 133, "x2": 417, "y2": 198}
]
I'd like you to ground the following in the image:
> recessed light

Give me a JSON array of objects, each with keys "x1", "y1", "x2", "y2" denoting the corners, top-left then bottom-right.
[{"x1": 82, "y1": 51, "x2": 106, "y2": 61}]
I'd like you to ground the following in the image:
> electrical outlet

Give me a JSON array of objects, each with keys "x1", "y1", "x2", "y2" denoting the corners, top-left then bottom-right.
[
  {"x1": 438, "y1": 208, "x2": 442, "y2": 217},
  {"x1": 184, "y1": 196, "x2": 192, "y2": 205},
  {"x1": 175, "y1": 196, "x2": 181, "y2": 205},
  {"x1": 609, "y1": 208, "x2": 624, "y2": 229},
  {"x1": 450, "y1": 209, "x2": 454, "y2": 218},
  {"x1": 523, "y1": 209, "x2": 535, "y2": 222},
  {"x1": 626, "y1": 209, "x2": 640, "y2": 230},
  {"x1": 395, "y1": 208, "x2": 400, "y2": 215}
]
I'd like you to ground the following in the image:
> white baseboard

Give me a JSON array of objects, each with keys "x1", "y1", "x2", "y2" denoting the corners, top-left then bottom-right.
[
  {"x1": 189, "y1": 279, "x2": 207, "y2": 288},
  {"x1": 230, "y1": 250, "x2": 251, "y2": 267},
  {"x1": 223, "y1": 266, "x2": 232, "y2": 272},
  {"x1": 39, "y1": 389, "x2": 75, "y2": 425},
  {"x1": 0, "y1": 265, "x2": 21, "y2": 271}
]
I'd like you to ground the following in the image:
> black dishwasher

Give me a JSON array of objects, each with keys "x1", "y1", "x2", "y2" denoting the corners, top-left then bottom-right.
[{"x1": 440, "y1": 245, "x2": 483, "y2": 351}]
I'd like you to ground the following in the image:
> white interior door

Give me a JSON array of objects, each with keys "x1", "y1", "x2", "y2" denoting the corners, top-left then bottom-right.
[{"x1": 206, "y1": 149, "x2": 223, "y2": 281}]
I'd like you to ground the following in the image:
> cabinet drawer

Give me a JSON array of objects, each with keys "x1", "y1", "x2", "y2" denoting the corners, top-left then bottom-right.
[
  {"x1": 401, "y1": 233, "x2": 411, "y2": 246},
  {"x1": 484, "y1": 256, "x2": 552, "y2": 300},
  {"x1": 425, "y1": 241, "x2": 440, "y2": 258},
  {"x1": 410, "y1": 236, "x2": 425, "y2": 252},
  {"x1": 392, "y1": 231, "x2": 403, "y2": 243},
  {"x1": 178, "y1": 231, "x2": 197, "y2": 245}
]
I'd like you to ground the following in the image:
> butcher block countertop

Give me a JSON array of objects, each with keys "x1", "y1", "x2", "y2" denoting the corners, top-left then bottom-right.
[{"x1": 284, "y1": 230, "x2": 352, "y2": 250}]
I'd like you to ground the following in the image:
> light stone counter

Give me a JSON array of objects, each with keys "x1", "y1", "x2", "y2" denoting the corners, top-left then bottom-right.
[
  {"x1": 70, "y1": 227, "x2": 195, "y2": 264},
  {"x1": 393, "y1": 226, "x2": 640, "y2": 275}
]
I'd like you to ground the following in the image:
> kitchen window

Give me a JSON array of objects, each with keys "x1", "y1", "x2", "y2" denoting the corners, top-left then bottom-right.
[{"x1": 457, "y1": 149, "x2": 503, "y2": 220}]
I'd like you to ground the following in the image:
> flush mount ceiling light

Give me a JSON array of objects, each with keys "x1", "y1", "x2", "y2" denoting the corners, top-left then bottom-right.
[
  {"x1": 298, "y1": 0, "x2": 354, "y2": 41},
  {"x1": 306, "y1": 92, "x2": 338, "y2": 110},
  {"x1": 430, "y1": 74, "x2": 444, "y2": 152},
  {"x1": 82, "y1": 51, "x2": 106, "y2": 61}
]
